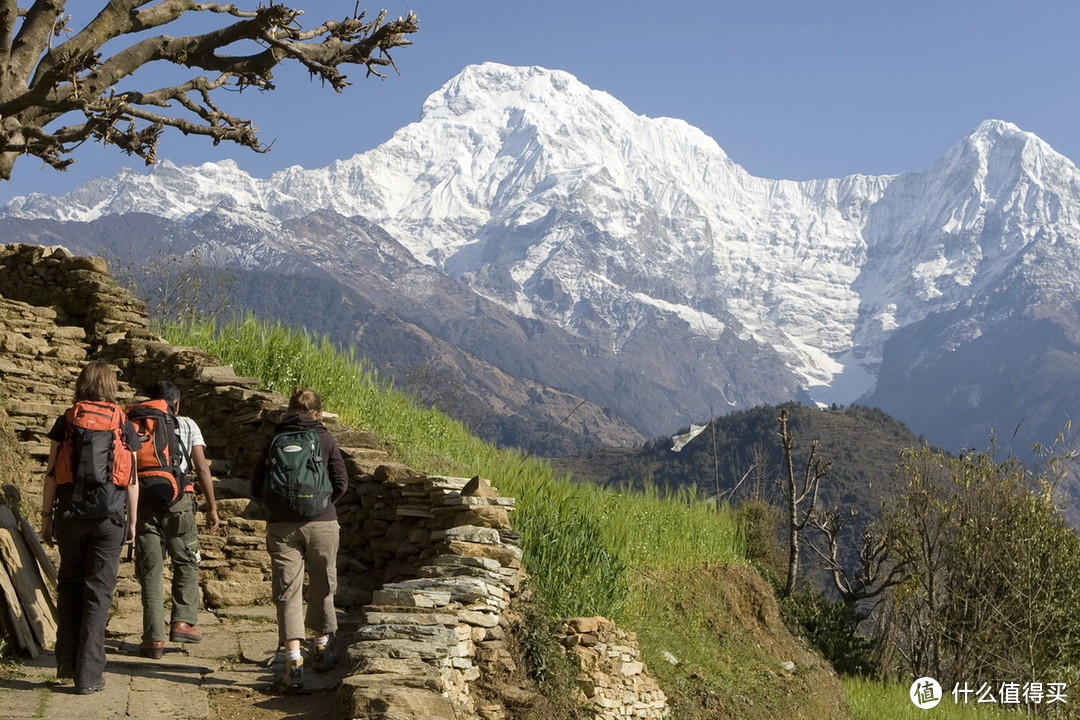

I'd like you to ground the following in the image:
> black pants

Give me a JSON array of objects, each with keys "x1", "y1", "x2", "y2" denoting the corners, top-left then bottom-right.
[{"x1": 55, "y1": 517, "x2": 124, "y2": 688}]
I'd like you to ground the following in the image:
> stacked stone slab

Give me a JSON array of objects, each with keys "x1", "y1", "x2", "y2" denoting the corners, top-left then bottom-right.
[
  {"x1": 0, "y1": 244, "x2": 146, "y2": 346},
  {"x1": 0, "y1": 297, "x2": 139, "y2": 516},
  {"x1": 340, "y1": 474, "x2": 524, "y2": 720},
  {"x1": 560, "y1": 617, "x2": 670, "y2": 719}
]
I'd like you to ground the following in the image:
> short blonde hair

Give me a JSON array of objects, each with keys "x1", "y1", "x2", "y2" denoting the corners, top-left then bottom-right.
[
  {"x1": 288, "y1": 386, "x2": 322, "y2": 419},
  {"x1": 74, "y1": 359, "x2": 119, "y2": 403}
]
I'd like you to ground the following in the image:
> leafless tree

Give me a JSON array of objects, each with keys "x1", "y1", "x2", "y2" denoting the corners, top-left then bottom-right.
[
  {"x1": 808, "y1": 506, "x2": 906, "y2": 620},
  {"x1": 777, "y1": 408, "x2": 830, "y2": 598},
  {"x1": 0, "y1": 2, "x2": 418, "y2": 179}
]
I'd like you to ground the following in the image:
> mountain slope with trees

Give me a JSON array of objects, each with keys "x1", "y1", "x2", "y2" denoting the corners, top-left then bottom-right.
[{"x1": 556, "y1": 403, "x2": 923, "y2": 511}]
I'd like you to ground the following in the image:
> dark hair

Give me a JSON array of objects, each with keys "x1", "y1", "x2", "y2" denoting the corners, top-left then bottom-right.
[
  {"x1": 149, "y1": 380, "x2": 181, "y2": 411},
  {"x1": 74, "y1": 359, "x2": 118, "y2": 403},
  {"x1": 288, "y1": 386, "x2": 322, "y2": 419}
]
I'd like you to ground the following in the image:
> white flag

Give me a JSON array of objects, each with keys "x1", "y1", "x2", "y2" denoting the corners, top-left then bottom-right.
[{"x1": 670, "y1": 423, "x2": 708, "y2": 452}]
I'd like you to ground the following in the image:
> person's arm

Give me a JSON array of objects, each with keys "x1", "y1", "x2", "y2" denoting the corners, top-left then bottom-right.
[
  {"x1": 125, "y1": 456, "x2": 139, "y2": 544},
  {"x1": 40, "y1": 441, "x2": 60, "y2": 546},
  {"x1": 251, "y1": 443, "x2": 267, "y2": 499},
  {"x1": 121, "y1": 419, "x2": 142, "y2": 543},
  {"x1": 325, "y1": 437, "x2": 349, "y2": 503},
  {"x1": 191, "y1": 444, "x2": 219, "y2": 533}
]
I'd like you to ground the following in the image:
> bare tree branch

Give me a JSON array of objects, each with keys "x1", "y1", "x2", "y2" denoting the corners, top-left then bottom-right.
[
  {"x1": 0, "y1": 2, "x2": 419, "y2": 180},
  {"x1": 8, "y1": 2, "x2": 64, "y2": 86},
  {"x1": 809, "y1": 507, "x2": 907, "y2": 618}
]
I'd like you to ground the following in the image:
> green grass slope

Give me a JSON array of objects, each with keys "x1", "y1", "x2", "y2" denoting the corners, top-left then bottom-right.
[{"x1": 163, "y1": 315, "x2": 857, "y2": 718}]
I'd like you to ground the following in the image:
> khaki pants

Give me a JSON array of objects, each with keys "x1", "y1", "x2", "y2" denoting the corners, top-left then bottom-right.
[
  {"x1": 266, "y1": 520, "x2": 339, "y2": 644},
  {"x1": 135, "y1": 494, "x2": 201, "y2": 642}
]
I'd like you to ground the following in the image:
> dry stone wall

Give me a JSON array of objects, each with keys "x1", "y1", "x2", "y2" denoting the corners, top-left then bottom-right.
[
  {"x1": 0, "y1": 242, "x2": 670, "y2": 720},
  {"x1": 560, "y1": 617, "x2": 670, "y2": 719}
]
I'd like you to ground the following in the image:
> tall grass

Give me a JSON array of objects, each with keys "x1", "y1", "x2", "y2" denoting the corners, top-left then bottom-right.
[
  {"x1": 162, "y1": 314, "x2": 746, "y2": 620},
  {"x1": 843, "y1": 677, "x2": 1013, "y2": 719}
]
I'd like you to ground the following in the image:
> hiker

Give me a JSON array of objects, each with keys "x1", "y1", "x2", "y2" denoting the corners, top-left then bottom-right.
[
  {"x1": 39, "y1": 359, "x2": 141, "y2": 695},
  {"x1": 251, "y1": 387, "x2": 348, "y2": 690},
  {"x1": 131, "y1": 380, "x2": 220, "y2": 658}
]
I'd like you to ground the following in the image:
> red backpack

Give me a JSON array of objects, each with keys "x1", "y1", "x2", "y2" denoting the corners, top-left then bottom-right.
[
  {"x1": 126, "y1": 399, "x2": 192, "y2": 511},
  {"x1": 54, "y1": 400, "x2": 132, "y2": 522}
]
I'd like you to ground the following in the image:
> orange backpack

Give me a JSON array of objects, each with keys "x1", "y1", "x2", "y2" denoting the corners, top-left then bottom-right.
[
  {"x1": 126, "y1": 399, "x2": 192, "y2": 511},
  {"x1": 54, "y1": 400, "x2": 132, "y2": 521}
]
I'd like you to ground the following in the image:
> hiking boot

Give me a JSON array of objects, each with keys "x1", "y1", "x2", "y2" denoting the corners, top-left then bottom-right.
[
  {"x1": 74, "y1": 680, "x2": 105, "y2": 695},
  {"x1": 312, "y1": 639, "x2": 338, "y2": 672},
  {"x1": 139, "y1": 640, "x2": 165, "y2": 659},
  {"x1": 169, "y1": 621, "x2": 203, "y2": 643},
  {"x1": 284, "y1": 657, "x2": 304, "y2": 690}
]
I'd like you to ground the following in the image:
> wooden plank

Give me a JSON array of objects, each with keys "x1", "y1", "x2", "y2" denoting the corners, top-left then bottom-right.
[
  {"x1": 0, "y1": 559, "x2": 39, "y2": 658},
  {"x1": 17, "y1": 514, "x2": 58, "y2": 592},
  {"x1": 0, "y1": 506, "x2": 56, "y2": 650}
]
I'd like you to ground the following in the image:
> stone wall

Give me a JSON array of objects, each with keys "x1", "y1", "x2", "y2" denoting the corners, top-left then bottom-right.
[
  {"x1": 560, "y1": 617, "x2": 670, "y2": 719},
  {"x1": 0, "y1": 242, "x2": 670, "y2": 720}
]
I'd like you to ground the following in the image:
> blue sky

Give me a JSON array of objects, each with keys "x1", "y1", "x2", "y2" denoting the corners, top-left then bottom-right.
[{"x1": 3, "y1": 1, "x2": 1079, "y2": 204}]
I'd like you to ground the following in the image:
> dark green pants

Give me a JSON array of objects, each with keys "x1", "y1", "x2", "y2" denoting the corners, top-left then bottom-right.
[{"x1": 134, "y1": 494, "x2": 201, "y2": 642}]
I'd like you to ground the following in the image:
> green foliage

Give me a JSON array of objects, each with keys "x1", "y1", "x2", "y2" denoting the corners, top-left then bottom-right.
[
  {"x1": 514, "y1": 499, "x2": 629, "y2": 619},
  {"x1": 733, "y1": 498, "x2": 786, "y2": 587},
  {"x1": 161, "y1": 315, "x2": 747, "y2": 623},
  {"x1": 781, "y1": 588, "x2": 875, "y2": 675},
  {"x1": 879, "y1": 445, "x2": 1080, "y2": 689}
]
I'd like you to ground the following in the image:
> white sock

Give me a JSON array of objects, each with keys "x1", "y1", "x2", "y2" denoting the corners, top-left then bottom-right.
[
  {"x1": 315, "y1": 635, "x2": 329, "y2": 648},
  {"x1": 286, "y1": 649, "x2": 302, "y2": 662}
]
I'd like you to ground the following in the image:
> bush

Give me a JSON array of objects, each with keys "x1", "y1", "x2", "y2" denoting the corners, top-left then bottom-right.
[
  {"x1": 733, "y1": 498, "x2": 786, "y2": 587},
  {"x1": 878, "y1": 445, "x2": 1080, "y2": 686},
  {"x1": 781, "y1": 588, "x2": 875, "y2": 675}
]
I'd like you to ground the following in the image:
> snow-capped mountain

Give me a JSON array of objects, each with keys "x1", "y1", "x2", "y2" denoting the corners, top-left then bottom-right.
[{"x1": 7, "y1": 63, "x2": 1080, "y2": 455}]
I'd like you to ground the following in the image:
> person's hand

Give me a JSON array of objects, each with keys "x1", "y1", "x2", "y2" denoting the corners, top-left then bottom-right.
[
  {"x1": 125, "y1": 521, "x2": 137, "y2": 544},
  {"x1": 40, "y1": 515, "x2": 55, "y2": 546},
  {"x1": 204, "y1": 507, "x2": 220, "y2": 534}
]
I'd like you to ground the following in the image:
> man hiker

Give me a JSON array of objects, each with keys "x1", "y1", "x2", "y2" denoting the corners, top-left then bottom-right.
[{"x1": 132, "y1": 380, "x2": 220, "y2": 658}]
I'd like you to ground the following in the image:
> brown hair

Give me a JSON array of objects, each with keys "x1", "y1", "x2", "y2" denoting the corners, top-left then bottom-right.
[
  {"x1": 288, "y1": 386, "x2": 322, "y2": 419},
  {"x1": 74, "y1": 359, "x2": 119, "y2": 403}
]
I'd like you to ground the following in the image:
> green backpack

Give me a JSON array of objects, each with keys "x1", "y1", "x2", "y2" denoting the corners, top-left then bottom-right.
[{"x1": 262, "y1": 429, "x2": 332, "y2": 520}]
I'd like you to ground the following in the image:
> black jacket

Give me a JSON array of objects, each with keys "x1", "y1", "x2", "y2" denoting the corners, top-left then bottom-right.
[{"x1": 251, "y1": 412, "x2": 348, "y2": 522}]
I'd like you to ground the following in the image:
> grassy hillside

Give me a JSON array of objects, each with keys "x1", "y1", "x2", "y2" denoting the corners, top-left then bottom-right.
[
  {"x1": 163, "y1": 316, "x2": 745, "y2": 618},
  {"x1": 163, "y1": 315, "x2": 987, "y2": 719}
]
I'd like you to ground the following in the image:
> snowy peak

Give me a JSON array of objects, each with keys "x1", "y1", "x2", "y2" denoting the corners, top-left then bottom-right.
[
  {"x1": 5, "y1": 64, "x2": 1080, "y2": 417},
  {"x1": 936, "y1": 119, "x2": 1077, "y2": 196},
  {"x1": 421, "y1": 63, "x2": 585, "y2": 118},
  {"x1": 2, "y1": 157, "x2": 271, "y2": 224}
]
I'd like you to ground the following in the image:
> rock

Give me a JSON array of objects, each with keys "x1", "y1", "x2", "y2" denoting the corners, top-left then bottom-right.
[{"x1": 461, "y1": 475, "x2": 499, "y2": 498}]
